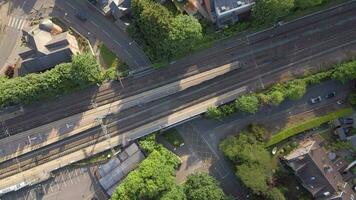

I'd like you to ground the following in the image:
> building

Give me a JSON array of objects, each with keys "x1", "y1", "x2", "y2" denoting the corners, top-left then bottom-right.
[
  {"x1": 284, "y1": 138, "x2": 355, "y2": 200},
  {"x1": 18, "y1": 19, "x2": 80, "y2": 76},
  {"x1": 212, "y1": 0, "x2": 254, "y2": 27},
  {"x1": 97, "y1": 0, "x2": 131, "y2": 20},
  {"x1": 96, "y1": 143, "x2": 145, "y2": 196}
]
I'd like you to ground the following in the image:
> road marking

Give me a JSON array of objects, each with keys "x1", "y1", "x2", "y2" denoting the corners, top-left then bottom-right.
[
  {"x1": 103, "y1": 30, "x2": 110, "y2": 38},
  {"x1": 124, "y1": 49, "x2": 133, "y2": 58},
  {"x1": 21, "y1": 0, "x2": 27, "y2": 8},
  {"x1": 90, "y1": 21, "x2": 99, "y2": 28},
  {"x1": 114, "y1": 40, "x2": 122, "y2": 47},
  {"x1": 65, "y1": 1, "x2": 76, "y2": 10},
  {"x1": 7, "y1": 18, "x2": 13, "y2": 27}
]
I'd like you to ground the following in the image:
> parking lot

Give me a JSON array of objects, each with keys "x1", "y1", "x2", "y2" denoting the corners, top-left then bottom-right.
[{"x1": 2, "y1": 166, "x2": 106, "y2": 200}]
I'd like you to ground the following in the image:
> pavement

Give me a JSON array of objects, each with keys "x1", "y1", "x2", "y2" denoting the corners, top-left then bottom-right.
[
  {"x1": 52, "y1": 0, "x2": 152, "y2": 72},
  {"x1": 173, "y1": 80, "x2": 353, "y2": 199},
  {"x1": 2, "y1": 166, "x2": 106, "y2": 200}
]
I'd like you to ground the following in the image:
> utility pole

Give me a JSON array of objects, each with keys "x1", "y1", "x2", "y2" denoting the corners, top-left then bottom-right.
[{"x1": 96, "y1": 117, "x2": 115, "y2": 155}]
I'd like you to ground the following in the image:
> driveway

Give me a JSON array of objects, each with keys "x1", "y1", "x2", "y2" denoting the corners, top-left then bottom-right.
[{"x1": 173, "y1": 80, "x2": 353, "y2": 199}]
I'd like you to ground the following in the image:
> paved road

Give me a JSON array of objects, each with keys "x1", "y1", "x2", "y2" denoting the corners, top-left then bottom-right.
[
  {"x1": 174, "y1": 80, "x2": 353, "y2": 199},
  {"x1": 52, "y1": 0, "x2": 152, "y2": 72}
]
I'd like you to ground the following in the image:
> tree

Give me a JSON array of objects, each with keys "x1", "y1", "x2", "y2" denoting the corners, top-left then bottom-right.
[
  {"x1": 112, "y1": 148, "x2": 181, "y2": 200},
  {"x1": 184, "y1": 173, "x2": 226, "y2": 200},
  {"x1": 284, "y1": 80, "x2": 307, "y2": 100},
  {"x1": 206, "y1": 106, "x2": 224, "y2": 120},
  {"x1": 331, "y1": 61, "x2": 356, "y2": 83},
  {"x1": 161, "y1": 185, "x2": 187, "y2": 200},
  {"x1": 129, "y1": 0, "x2": 202, "y2": 62},
  {"x1": 235, "y1": 94, "x2": 260, "y2": 114},
  {"x1": 252, "y1": 0, "x2": 294, "y2": 24},
  {"x1": 348, "y1": 92, "x2": 356, "y2": 106},
  {"x1": 268, "y1": 90, "x2": 285, "y2": 106},
  {"x1": 236, "y1": 163, "x2": 270, "y2": 195},
  {"x1": 295, "y1": 0, "x2": 323, "y2": 9},
  {"x1": 265, "y1": 188, "x2": 286, "y2": 200}
]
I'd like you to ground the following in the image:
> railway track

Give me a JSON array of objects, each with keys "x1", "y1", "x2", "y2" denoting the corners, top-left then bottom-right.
[
  {"x1": 2, "y1": 1, "x2": 355, "y2": 136},
  {"x1": 1, "y1": 7, "x2": 356, "y2": 178}
]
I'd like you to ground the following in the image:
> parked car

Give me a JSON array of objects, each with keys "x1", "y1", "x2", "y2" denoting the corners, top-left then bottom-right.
[
  {"x1": 339, "y1": 117, "x2": 354, "y2": 125},
  {"x1": 325, "y1": 91, "x2": 336, "y2": 99},
  {"x1": 75, "y1": 11, "x2": 87, "y2": 22},
  {"x1": 310, "y1": 96, "x2": 322, "y2": 104}
]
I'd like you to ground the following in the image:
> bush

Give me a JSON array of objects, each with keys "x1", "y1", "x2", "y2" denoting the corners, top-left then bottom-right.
[
  {"x1": 348, "y1": 93, "x2": 356, "y2": 106},
  {"x1": 252, "y1": 0, "x2": 295, "y2": 24},
  {"x1": 331, "y1": 60, "x2": 356, "y2": 83},
  {"x1": 0, "y1": 54, "x2": 102, "y2": 108},
  {"x1": 112, "y1": 147, "x2": 181, "y2": 200},
  {"x1": 184, "y1": 173, "x2": 226, "y2": 200},
  {"x1": 284, "y1": 80, "x2": 307, "y2": 100},
  {"x1": 235, "y1": 94, "x2": 260, "y2": 114},
  {"x1": 206, "y1": 106, "x2": 224, "y2": 120}
]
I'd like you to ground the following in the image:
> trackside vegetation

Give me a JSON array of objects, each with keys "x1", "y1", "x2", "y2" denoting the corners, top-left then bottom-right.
[
  {"x1": 0, "y1": 54, "x2": 103, "y2": 108},
  {"x1": 129, "y1": 0, "x2": 341, "y2": 65},
  {"x1": 266, "y1": 107, "x2": 353, "y2": 146},
  {"x1": 206, "y1": 60, "x2": 356, "y2": 120},
  {"x1": 111, "y1": 135, "x2": 229, "y2": 200}
]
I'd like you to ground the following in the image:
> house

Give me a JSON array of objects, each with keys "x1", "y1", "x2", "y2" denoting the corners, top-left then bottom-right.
[
  {"x1": 284, "y1": 138, "x2": 355, "y2": 200},
  {"x1": 211, "y1": 0, "x2": 254, "y2": 27},
  {"x1": 97, "y1": 0, "x2": 131, "y2": 19},
  {"x1": 18, "y1": 19, "x2": 79, "y2": 76},
  {"x1": 96, "y1": 143, "x2": 145, "y2": 196}
]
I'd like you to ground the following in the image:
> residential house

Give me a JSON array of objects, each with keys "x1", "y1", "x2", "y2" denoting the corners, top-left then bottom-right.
[
  {"x1": 284, "y1": 138, "x2": 355, "y2": 200},
  {"x1": 18, "y1": 19, "x2": 79, "y2": 76}
]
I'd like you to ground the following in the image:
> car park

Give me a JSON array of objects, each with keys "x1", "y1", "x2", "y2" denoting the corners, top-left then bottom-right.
[{"x1": 310, "y1": 96, "x2": 322, "y2": 104}]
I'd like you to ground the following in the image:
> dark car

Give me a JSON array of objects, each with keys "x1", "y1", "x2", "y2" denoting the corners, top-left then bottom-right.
[
  {"x1": 325, "y1": 91, "x2": 336, "y2": 99},
  {"x1": 339, "y1": 117, "x2": 353, "y2": 125},
  {"x1": 75, "y1": 11, "x2": 87, "y2": 22},
  {"x1": 310, "y1": 96, "x2": 322, "y2": 104}
]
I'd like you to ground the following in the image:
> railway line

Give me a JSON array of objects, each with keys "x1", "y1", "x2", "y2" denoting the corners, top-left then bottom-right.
[
  {"x1": 1, "y1": 5, "x2": 356, "y2": 178},
  {"x1": 2, "y1": 0, "x2": 355, "y2": 136}
]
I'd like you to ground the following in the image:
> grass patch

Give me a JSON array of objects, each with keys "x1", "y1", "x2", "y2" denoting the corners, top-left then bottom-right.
[
  {"x1": 73, "y1": 149, "x2": 114, "y2": 166},
  {"x1": 266, "y1": 107, "x2": 353, "y2": 146},
  {"x1": 100, "y1": 43, "x2": 129, "y2": 79},
  {"x1": 161, "y1": 128, "x2": 184, "y2": 148}
]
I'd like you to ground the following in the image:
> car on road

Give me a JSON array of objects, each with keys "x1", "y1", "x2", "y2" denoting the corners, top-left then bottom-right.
[
  {"x1": 75, "y1": 11, "x2": 87, "y2": 22},
  {"x1": 310, "y1": 96, "x2": 322, "y2": 104},
  {"x1": 325, "y1": 91, "x2": 336, "y2": 99}
]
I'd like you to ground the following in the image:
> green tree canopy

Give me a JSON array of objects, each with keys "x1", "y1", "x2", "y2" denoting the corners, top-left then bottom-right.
[
  {"x1": 331, "y1": 61, "x2": 356, "y2": 83},
  {"x1": 235, "y1": 94, "x2": 260, "y2": 114},
  {"x1": 295, "y1": 0, "x2": 323, "y2": 9},
  {"x1": 184, "y1": 173, "x2": 226, "y2": 200},
  {"x1": 284, "y1": 80, "x2": 307, "y2": 100},
  {"x1": 252, "y1": 0, "x2": 295, "y2": 24},
  {"x1": 112, "y1": 148, "x2": 180, "y2": 200}
]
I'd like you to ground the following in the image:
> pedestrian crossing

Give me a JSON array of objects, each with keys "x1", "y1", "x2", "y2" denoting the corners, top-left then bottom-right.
[{"x1": 6, "y1": 17, "x2": 27, "y2": 30}]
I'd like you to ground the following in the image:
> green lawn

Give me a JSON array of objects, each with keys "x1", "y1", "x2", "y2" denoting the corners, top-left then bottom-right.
[
  {"x1": 100, "y1": 44, "x2": 129, "y2": 79},
  {"x1": 266, "y1": 107, "x2": 353, "y2": 147},
  {"x1": 100, "y1": 44, "x2": 117, "y2": 69},
  {"x1": 161, "y1": 128, "x2": 184, "y2": 148}
]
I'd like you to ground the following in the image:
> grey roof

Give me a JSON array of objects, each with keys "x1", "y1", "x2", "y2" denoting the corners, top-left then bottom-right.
[
  {"x1": 213, "y1": 0, "x2": 253, "y2": 17},
  {"x1": 335, "y1": 127, "x2": 347, "y2": 141},
  {"x1": 18, "y1": 20, "x2": 79, "y2": 76},
  {"x1": 285, "y1": 138, "x2": 355, "y2": 200},
  {"x1": 98, "y1": 143, "x2": 145, "y2": 196}
]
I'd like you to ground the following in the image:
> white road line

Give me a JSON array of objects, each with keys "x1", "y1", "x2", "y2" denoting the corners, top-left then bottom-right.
[
  {"x1": 134, "y1": 60, "x2": 139, "y2": 66},
  {"x1": 7, "y1": 18, "x2": 13, "y2": 27},
  {"x1": 65, "y1": 1, "x2": 76, "y2": 10},
  {"x1": 21, "y1": 0, "x2": 27, "y2": 8},
  {"x1": 17, "y1": 19, "x2": 24, "y2": 29},
  {"x1": 14, "y1": 19, "x2": 20, "y2": 29},
  {"x1": 10, "y1": 18, "x2": 17, "y2": 28},
  {"x1": 91, "y1": 21, "x2": 99, "y2": 28},
  {"x1": 103, "y1": 30, "x2": 110, "y2": 38},
  {"x1": 114, "y1": 40, "x2": 122, "y2": 47}
]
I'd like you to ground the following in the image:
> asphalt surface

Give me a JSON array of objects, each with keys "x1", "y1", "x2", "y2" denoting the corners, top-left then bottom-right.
[
  {"x1": 2, "y1": 1, "x2": 356, "y2": 137},
  {"x1": 52, "y1": 0, "x2": 152, "y2": 71},
  {"x1": 175, "y1": 80, "x2": 353, "y2": 198},
  {"x1": 0, "y1": 1, "x2": 356, "y2": 194}
]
